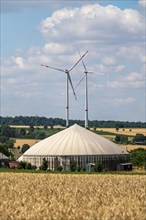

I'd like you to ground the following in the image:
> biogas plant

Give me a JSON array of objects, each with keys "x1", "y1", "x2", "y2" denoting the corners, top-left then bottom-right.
[
  {"x1": 18, "y1": 51, "x2": 129, "y2": 171},
  {"x1": 18, "y1": 124, "x2": 129, "y2": 171}
]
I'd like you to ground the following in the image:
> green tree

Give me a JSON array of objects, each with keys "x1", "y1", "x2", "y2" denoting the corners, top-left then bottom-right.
[
  {"x1": 0, "y1": 136, "x2": 9, "y2": 143},
  {"x1": 94, "y1": 161, "x2": 103, "y2": 172},
  {"x1": 115, "y1": 135, "x2": 129, "y2": 144},
  {"x1": 129, "y1": 148, "x2": 146, "y2": 168},
  {"x1": 6, "y1": 138, "x2": 15, "y2": 148},
  {"x1": 19, "y1": 161, "x2": 34, "y2": 169},
  {"x1": 115, "y1": 135, "x2": 121, "y2": 143},
  {"x1": 39, "y1": 158, "x2": 48, "y2": 170},
  {"x1": 18, "y1": 161, "x2": 27, "y2": 169},
  {"x1": 133, "y1": 134, "x2": 145, "y2": 143},
  {"x1": 0, "y1": 143, "x2": 12, "y2": 157},
  {"x1": 29, "y1": 126, "x2": 34, "y2": 133},
  {"x1": 35, "y1": 132, "x2": 46, "y2": 140},
  {"x1": 25, "y1": 162, "x2": 33, "y2": 170},
  {"x1": 0, "y1": 125, "x2": 15, "y2": 137},
  {"x1": 19, "y1": 128, "x2": 26, "y2": 136},
  {"x1": 70, "y1": 160, "x2": 77, "y2": 171},
  {"x1": 120, "y1": 135, "x2": 129, "y2": 144},
  {"x1": 21, "y1": 144, "x2": 30, "y2": 153}
]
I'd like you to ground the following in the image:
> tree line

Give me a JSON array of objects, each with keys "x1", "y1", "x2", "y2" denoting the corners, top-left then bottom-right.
[{"x1": 0, "y1": 116, "x2": 145, "y2": 128}]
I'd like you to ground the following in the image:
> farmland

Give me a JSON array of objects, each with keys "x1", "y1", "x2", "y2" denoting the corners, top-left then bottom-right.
[
  {"x1": 14, "y1": 139, "x2": 40, "y2": 148},
  {"x1": 14, "y1": 138, "x2": 146, "y2": 152},
  {"x1": 13, "y1": 126, "x2": 146, "y2": 151},
  {"x1": 95, "y1": 128, "x2": 146, "y2": 136},
  {"x1": 0, "y1": 173, "x2": 145, "y2": 220}
]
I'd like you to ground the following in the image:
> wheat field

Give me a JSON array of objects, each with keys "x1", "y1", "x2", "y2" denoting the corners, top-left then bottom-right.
[
  {"x1": 0, "y1": 173, "x2": 145, "y2": 220},
  {"x1": 96, "y1": 128, "x2": 146, "y2": 136},
  {"x1": 14, "y1": 139, "x2": 40, "y2": 148}
]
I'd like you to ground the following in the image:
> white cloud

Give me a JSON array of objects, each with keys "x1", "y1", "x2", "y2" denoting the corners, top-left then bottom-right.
[
  {"x1": 11, "y1": 56, "x2": 25, "y2": 69},
  {"x1": 117, "y1": 46, "x2": 145, "y2": 63},
  {"x1": 114, "y1": 65, "x2": 125, "y2": 73},
  {"x1": 40, "y1": 4, "x2": 144, "y2": 44},
  {"x1": 43, "y1": 43, "x2": 70, "y2": 55},
  {"x1": 112, "y1": 97, "x2": 136, "y2": 105},
  {"x1": 102, "y1": 57, "x2": 116, "y2": 65},
  {"x1": 106, "y1": 72, "x2": 145, "y2": 89}
]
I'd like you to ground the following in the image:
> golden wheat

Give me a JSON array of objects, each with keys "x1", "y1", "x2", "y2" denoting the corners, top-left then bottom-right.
[
  {"x1": 0, "y1": 173, "x2": 145, "y2": 220},
  {"x1": 96, "y1": 128, "x2": 146, "y2": 136},
  {"x1": 14, "y1": 139, "x2": 40, "y2": 148}
]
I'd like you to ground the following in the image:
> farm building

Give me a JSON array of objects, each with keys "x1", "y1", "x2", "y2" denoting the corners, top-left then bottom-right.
[
  {"x1": 0, "y1": 153, "x2": 10, "y2": 168},
  {"x1": 18, "y1": 124, "x2": 129, "y2": 171},
  {"x1": 116, "y1": 163, "x2": 132, "y2": 171}
]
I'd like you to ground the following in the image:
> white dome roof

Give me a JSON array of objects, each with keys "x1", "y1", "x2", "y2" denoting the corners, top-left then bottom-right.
[{"x1": 23, "y1": 124, "x2": 128, "y2": 156}]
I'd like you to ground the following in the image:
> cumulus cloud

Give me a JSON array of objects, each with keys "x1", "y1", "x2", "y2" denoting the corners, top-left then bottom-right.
[
  {"x1": 102, "y1": 57, "x2": 116, "y2": 65},
  {"x1": 106, "y1": 72, "x2": 145, "y2": 89},
  {"x1": 114, "y1": 65, "x2": 125, "y2": 73},
  {"x1": 116, "y1": 46, "x2": 145, "y2": 63},
  {"x1": 40, "y1": 4, "x2": 144, "y2": 44}
]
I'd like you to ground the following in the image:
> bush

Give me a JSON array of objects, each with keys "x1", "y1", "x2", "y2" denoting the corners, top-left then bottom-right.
[
  {"x1": 19, "y1": 161, "x2": 27, "y2": 169},
  {"x1": 115, "y1": 135, "x2": 129, "y2": 144},
  {"x1": 132, "y1": 134, "x2": 146, "y2": 144},
  {"x1": 77, "y1": 166, "x2": 81, "y2": 172},
  {"x1": 129, "y1": 148, "x2": 146, "y2": 168},
  {"x1": 115, "y1": 135, "x2": 120, "y2": 143},
  {"x1": 70, "y1": 160, "x2": 77, "y2": 172},
  {"x1": 39, "y1": 158, "x2": 48, "y2": 171},
  {"x1": 94, "y1": 162, "x2": 103, "y2": 172},
  {"x1": 25, "y1": 162, "x2": 33, "y2": 170},
  {"x1": 18, "y1": 161, "x2": 35, "y2": 170},
  {"x1": 57, "y1": 166, "x2": 63, "y2": 172},
  {"x1": 32, "y1": 165, "x2": 37, "y2": 170}
]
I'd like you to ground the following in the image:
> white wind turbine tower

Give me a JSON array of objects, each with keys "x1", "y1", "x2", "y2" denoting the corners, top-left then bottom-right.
[
  {"x1": 41, "y1": 51, "x2": 88, "y2": 127},
  {"x1": 76, "y1": 51, "x2": 104, "y2": 129}
]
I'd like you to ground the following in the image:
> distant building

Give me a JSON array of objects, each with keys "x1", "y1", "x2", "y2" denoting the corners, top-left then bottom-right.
[
  {"x1": 116, "y1": 163, "x2": 132, "y2": 171},
  {"x1": 0, "y1": 153, "x2": 10, "y2": 168},
  {"x1": 9, "y1": 161, "x2": 19, "y2": 169},
  {"x1": 18, "y1": 124, "x2": 129, "y2": 171}
]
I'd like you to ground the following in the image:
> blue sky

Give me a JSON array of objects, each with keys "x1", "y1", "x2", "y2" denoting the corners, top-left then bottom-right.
[{"x1": 1, "y1": 0, "x2": 146, "y2": 122}]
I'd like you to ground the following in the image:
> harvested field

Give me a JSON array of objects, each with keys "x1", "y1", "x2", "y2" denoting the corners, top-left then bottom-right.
[
  {"x1": 96, "y1": 128, "x2": 146, "y2": 136},
  {"x1": 14, "y1": 138, "x2": 146, "y2": 151},
  {"x1": 0, "y1": 173, "x2": 145, "y2": 220},
  {"x1": 14, "y1": 139, "x2": 40, "y2": 148},
  {"x1": 120, "y1": 144, "x2": 146, "y2": 151},
  {"x1": 10, "y1": 125, "x2": 65, "y2": 129}
]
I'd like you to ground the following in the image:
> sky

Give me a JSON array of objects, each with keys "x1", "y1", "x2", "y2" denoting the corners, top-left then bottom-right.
[{"x1": 0, "y1": 0, "x2": 146, "y2": 122}]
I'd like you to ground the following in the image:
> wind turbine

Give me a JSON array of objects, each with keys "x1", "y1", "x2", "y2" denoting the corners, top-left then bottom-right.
[
  {"x1": 76, "y1": 51, "x2": 104, "y2": 129},
  {"x1": 41, "y1": 51, "x2": 88, "y2": 127}
]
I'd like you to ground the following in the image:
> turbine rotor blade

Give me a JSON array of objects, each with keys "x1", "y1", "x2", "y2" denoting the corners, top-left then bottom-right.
[
  {"x1": 67, "y1": 72, "x2": 77, "y2": 100},
  {"x1": 75, "y1": 74, "x2": 86, "y2": 90},
  {"x1": 78, "y1": 49, "x2": 88, "y2": 72},
  {"x1": 88, "y1": 71, "x2": 105, "y2": 75},
  {"x1": 41, "y1": 64, "x2": 65, "y2": 73},
  {"x1": 68, "y1": 51, "x2": 88, "y2": 72}
]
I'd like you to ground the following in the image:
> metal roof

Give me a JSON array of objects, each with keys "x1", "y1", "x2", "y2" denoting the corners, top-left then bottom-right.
[
  {"x1": 0, "y1": 153, "x2": 9, "y2": 159},
  {"x1": 22, "y1": 124, "x2": 128, "y2": 157}
]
